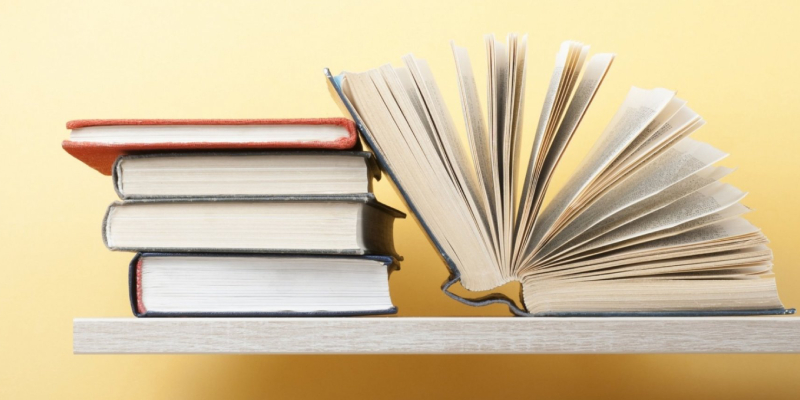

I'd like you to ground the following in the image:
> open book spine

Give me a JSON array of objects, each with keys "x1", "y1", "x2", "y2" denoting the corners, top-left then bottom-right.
[
  {"x1": 128, "y1": 253, "x2": 399, "y2": 317},
  {"x1": 325, "y1": 68, "x2": 527, "y2": 315}
]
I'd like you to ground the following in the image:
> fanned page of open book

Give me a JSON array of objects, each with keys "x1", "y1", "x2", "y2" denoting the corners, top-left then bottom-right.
[{"x1": 335, "y1": 33, "x2": 787, "y2": 315}]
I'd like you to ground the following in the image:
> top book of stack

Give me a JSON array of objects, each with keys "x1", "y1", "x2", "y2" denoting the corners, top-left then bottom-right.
[{"x1": 62, "y1": 118, "x2": 360, "y2": 175}]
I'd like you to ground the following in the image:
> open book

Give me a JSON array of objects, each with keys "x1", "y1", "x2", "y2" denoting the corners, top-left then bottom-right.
[{"x1": 325, "y1": 34, "x2": 792, "y2": 316}]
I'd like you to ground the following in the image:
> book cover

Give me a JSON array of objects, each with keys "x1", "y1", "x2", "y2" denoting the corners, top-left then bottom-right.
[{"x1": 63, "y1": 118, "x2": 360, "y2": 175}]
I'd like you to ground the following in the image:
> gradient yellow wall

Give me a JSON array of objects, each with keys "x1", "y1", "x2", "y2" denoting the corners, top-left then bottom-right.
[{"x1": 2, "y1": 0, "x2": 799, "y2": 398}]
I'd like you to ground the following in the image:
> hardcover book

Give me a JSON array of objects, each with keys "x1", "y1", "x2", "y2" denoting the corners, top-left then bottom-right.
[
  {"x1": 129, "y1": 253, "x2": 398, "y2": 317},
  {"x1": 325, "y1": 34, "x2": 793, "y2": 316},
  {"x1": 103, "y1": 194, "x2": 404, "y2": 257},
  {"x1": 112, "y1": 151, "x2": 380, "y2": 199},
  {"x1": 63, "y1": 118, "x2": 360, "y2": 175}
]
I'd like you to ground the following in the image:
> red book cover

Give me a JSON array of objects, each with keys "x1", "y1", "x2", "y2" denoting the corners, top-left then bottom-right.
[
  {"x1": 135, "y1": 256, "x2": 146, "y2": 315},
  {"x1": 63, "y1": 118, "x2": 359, "y2": 175}
]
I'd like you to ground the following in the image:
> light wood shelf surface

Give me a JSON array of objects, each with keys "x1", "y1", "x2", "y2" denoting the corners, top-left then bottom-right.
[{"x1": 73, "y1": 317, "x2": 800, "y2": 354}]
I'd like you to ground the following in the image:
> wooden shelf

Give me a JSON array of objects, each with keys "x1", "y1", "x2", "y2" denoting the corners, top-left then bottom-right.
[{"x1": 73, "y1": 317, "x2": 800, "y2": 354}]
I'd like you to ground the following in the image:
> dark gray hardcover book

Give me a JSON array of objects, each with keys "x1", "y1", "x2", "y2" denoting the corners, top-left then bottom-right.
[
  {"x1": 324, "y1": 68, "x2": 794, "y2": 317},
  {"x1": 111, "y1": 151, "x2": 381, "y2": 200},
  {"x1": 129, "y1": 252, "x2": 399, "y2": 317},
  {"x1": 103, "y1": 193, "x2": 405, "y2": 258}
]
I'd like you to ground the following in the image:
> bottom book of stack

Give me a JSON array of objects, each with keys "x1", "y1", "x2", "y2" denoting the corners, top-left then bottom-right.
[{"x1": 130, "y1": 253, "x2": 398, "y2": 317}]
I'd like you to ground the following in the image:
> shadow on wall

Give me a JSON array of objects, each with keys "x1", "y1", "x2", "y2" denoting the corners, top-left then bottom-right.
[{"x1": 149, "y1": 353, "x2": 797, "y2": 399}]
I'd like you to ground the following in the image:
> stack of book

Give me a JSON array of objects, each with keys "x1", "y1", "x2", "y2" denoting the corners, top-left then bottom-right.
[{"x1": 64, "y1": 118, "x2": 405, "y2": 317}]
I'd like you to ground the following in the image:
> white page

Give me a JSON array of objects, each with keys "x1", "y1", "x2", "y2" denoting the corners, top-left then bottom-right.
[
  {"x1": 510, "y1": 35, "x2": 529, "y2": 221},
  {"x1": 513, "y1": 42, "x2": 589, "y2": 266},
  {"x1": 394, "y1": 67, "x2": 445, "y2": 161},
  {"x1": 534, "y1": 200, "x2": 757, "y2": 280},
  {"x1": 591, "y1": 103, "x2": 700, "y2": 191},
  {"x1": 559, "y1": 247, "x2": 772, "y2": 282},
  {"x1": 490, "y1": 37, "x2": 512, "y2": 269},
  {"x1": 388, "y1": 64, "x2": 496, "y2": 260},
  {"x1": 515, "y1": 42, "x2": 573, "y2": 246},
  {"x1": 526, "y1": 229, "x2": 761, "y2": 277},
  {"x1": 606, "y1": 97, "x2": 687, "y2": 167},
  {"x1": 451, "y1": 42, "x2": 499, "y2": 255},
  {"x1": 575, "y1": 183, "x2": 746, "y2": 251},
  {"x1": 499, "y1": 35, "x2": 515, "y2": 271},
  {"x1": 532, "y1": 138, "x2": 728, "y2": 262},
  {"x1": 522, "y1": 87, "x2": 676, "y2": 261},
  {"x1": 402, "y1": 57, "x2": 487, "y2": 218},
  {"x1": 344, "y1": 71, "x2": 503, "y2": 289},
  {"x1": 372, "y1": 68, "x2": 499, "y2": 282},
  {"x1": 534, "y1": 165, "x2": 733, "y2": 266},
  {"x1": 512, "y1": 53, "x2": 615, "y2": 269},
  {"x1": 543, "y1": 204, "x2": 758, "y2": 267},
  {"x1": 572, "y1": 217, "x2": 761, "y2": 261},
  {"x1": 520, "y1": 277, "x2": 781, "y2": 314},
  {"x1": 532, "y1": 244, "x2": 771, "y2": 282}
]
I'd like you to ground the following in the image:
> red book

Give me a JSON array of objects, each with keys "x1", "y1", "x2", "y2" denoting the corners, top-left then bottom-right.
[{"x1": 63, "y1": 118, "x2": 359, "y2": 175}]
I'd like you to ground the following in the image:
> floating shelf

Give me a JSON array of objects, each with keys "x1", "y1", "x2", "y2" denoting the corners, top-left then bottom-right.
[{"x1": 73, "y1": 317, "x2": 800, "y2": 354}]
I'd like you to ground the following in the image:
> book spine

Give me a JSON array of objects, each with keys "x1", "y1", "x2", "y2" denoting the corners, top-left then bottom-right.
[
  {"x1": 101, "y1": 202, "x2": 117, "y2": 249},
  {"x1": 127, "y1": 254, "x2": 145, "y2": 317},
  {"x1": 111, "y1": 156, "x2": 125, "y2": 199}
]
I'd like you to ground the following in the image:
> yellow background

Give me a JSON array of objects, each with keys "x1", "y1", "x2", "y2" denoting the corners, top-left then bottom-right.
[{"x1": 2, "y1": 0, "x2": 799, "y2": 398}]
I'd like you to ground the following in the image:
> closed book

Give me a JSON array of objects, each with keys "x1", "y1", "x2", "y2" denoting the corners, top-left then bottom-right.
[
  {"x1": 111, "y1": 151, "x2": 380, "y2": 199},
  {"x1": 129, "y1": 253, "x2": 399, "y2": 317},
  {"x1": 102, "y1": 194, "x2": 404, "y2": 257},
  {"x1": 63, "y1": 118, "x2": 360, "y2": 175}
]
